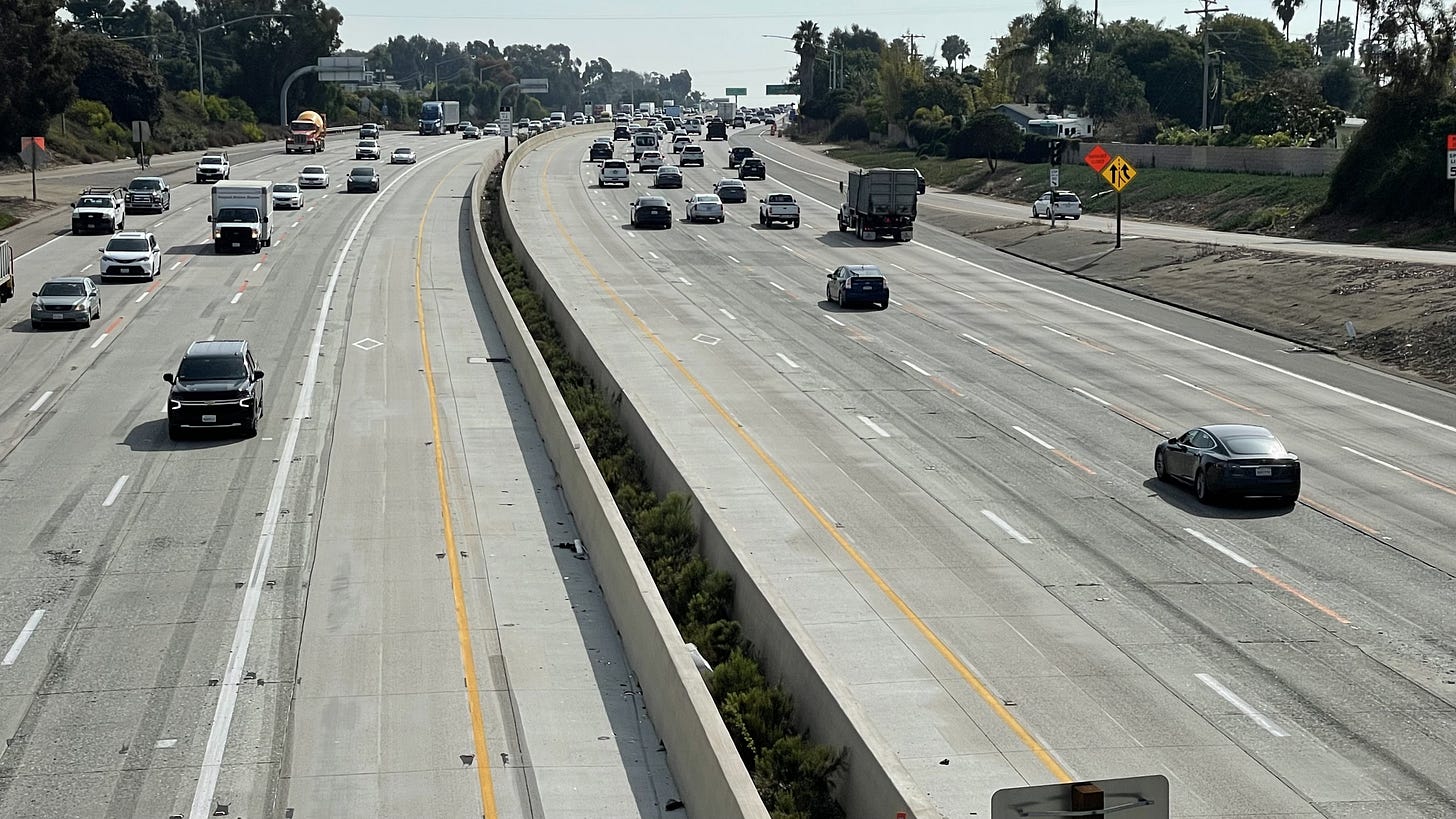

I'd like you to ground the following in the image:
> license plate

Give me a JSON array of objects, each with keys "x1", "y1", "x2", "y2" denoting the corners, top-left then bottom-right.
[
  {"x1": 201, "y1": 414, "x2": 217, "y2": 424},
  {"x1": 1255, "y1": 466, "x2": 1272, "y2": 476},
  {"x1": 231, "y1": 242, "x2": 241, "y2": 247}
]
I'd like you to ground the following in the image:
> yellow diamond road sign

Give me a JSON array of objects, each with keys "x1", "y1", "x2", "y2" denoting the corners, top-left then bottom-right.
[{"x1": 1102, "y1": 155, "x2": 1136, "y2": 191}]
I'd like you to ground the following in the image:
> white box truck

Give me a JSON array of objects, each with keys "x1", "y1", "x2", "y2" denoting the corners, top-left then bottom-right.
[{"x1": 209, "y1": 181, "x2": 273, "y2": 253}]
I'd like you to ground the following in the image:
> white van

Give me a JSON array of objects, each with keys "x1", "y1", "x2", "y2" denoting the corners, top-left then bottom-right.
[
  {"x1": 632, "y1": 132, "x2": 659, "y2": 160},
  {"x1": 549, "y1": 111, "x2": 566, "y2": 130}
]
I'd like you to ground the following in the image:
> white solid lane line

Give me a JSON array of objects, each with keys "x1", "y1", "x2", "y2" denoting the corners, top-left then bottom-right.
[
  {"x1": 777, "y1": 353, "x2": 801, "y2": 369},
  {"x1": 1184, "y1": 528, "x2": 1257, "y2": 568},
  {"x1": 981, "y1": 509, "x2": 1032, "y2": 544},
  {"x1": 902, "y1": 360, "x2": 932, "y2": 377},
  {"x1": 719, "y1": 308, "x2": 736, "y2": 320},
  {"x1": 1012, "y1": 425, "x2": 1056, "y2": 450},
  {"x1": 1196, "y1": 673, "x2": 1290, "y2": 737},
  {"x1": 961, "y1": 332, "x2": 988, "y2": 347},
  {"x1": 102, "y1": 475, "x2": 129, "y2": 507},
  {"x1": 15, "y1": 235, "x2": 64, "y2": 261},
  {"x1": 187, "y1": 137, "x2": 472, "y2": 819},
  {"x1": 858, "y1": 415, "x2": 891, "y2": 437},
  {"x1": 27, "y1": 391, "x2": 54, "y2": 413},
  {"x1": 1340, "y1": 445, "x2": 1402, "y2": 472},
  {"x1": 1071, "y1": 386, "x2": 1110, "y2": 406},
  {"x1": 2, "y1": 610, "x2": 46, "y2": 666}
]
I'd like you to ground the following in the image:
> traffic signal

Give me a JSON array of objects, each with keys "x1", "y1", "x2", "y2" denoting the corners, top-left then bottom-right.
[{"x1": 1049, "y1": 140, "x2": 1063, "y2": 166}]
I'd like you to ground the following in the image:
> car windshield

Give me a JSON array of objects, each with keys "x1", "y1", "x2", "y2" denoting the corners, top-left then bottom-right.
[
  {"x1": 720, "y1": 181, "x2": 743, "y2": 188},
  {"x1": 302, "y1": 167, "x2": 325, "y2": 174},
  {"x1": 201, "y1": 156, "x2": 224, "y2": 163},
  {"x1": 350, "y1": 169, "x2": 374, "y2": 178},
  {"x1": 216, "y1": 207, "x2": 258, "y2": 222},
  {"x1": 106, "y1": 238, "x2": 149, "y2": 252},
  {"x1": 177, "y1": 357, "x2": 248, "y2": 381},
  {"x1": 694, "y1": 195, "x2": 718, "y2": 203},
  {"x1": 130, "y1": 179, "x2": 161, "y2": 190},
  {"x1": 78, "y1": 197, "x2": 112, "y2": 208},
  {"x1": 39, "y1": 281, "x2": 86, "y2": 297},
  {"x1": 767, "y1": 194, "x2": 792, "y2": 203},
  {"x1": 393, "y1": 149, "x2": 410, "y2": 155},
  {"x1": 358, "y1": 140, "x2": 376, "y2": 147},
  {"x1": 847, "y1": 266, "x2": 884, "y2": 278},
  {"x1": 274, "y1": 184, "x2": 298, "y2": 192},
  {"x1": 1222, "y1": 435, "x2": 1286, "y2": 456}
]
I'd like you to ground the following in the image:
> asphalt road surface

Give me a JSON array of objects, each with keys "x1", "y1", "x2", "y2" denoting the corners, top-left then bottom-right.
[
  {"x1": 0, "y1": 132, "x2": 679, "y2": 817},
  {"x1": 507, "y1": 126, "x2": 1456, "y2": 818}
]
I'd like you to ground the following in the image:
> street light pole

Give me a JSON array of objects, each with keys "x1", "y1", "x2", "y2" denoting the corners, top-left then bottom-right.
[{"x1": 196, "y1": 13, "x2": 292, "y2": 100}]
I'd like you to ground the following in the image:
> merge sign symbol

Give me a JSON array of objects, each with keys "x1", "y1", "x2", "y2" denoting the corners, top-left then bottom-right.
[{"x1": 1101, "y1": 155, "x2": 1137, "y2": 192}]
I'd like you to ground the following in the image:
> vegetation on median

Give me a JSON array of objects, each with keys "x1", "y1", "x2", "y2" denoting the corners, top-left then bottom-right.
[{"x1": 479, "y1": 163, "x2": 846, "y2": 819}]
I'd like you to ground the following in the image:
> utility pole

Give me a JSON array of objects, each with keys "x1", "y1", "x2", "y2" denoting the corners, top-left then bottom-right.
[
  {"x1": 1185, "y1": 0, "x2": 1229, "y2": 132},
  {"x1": 904, "y1": 30, "x2": 924, "y2": 60}
]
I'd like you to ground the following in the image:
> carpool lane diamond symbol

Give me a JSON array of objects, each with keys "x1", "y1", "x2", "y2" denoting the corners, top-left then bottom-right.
[{"x1": 352, "y1": 337, "x2": 383, "y2": 351}]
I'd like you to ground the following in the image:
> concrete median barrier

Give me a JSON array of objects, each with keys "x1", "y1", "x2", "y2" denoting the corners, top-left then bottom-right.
[
  {"x1": 495, "y1": 127, "x2": 938, "y2": 819},
  {"x1": 468, "y1": 124, "x2": 768, "y2": 819}
]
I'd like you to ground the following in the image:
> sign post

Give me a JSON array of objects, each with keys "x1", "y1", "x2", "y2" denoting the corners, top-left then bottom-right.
[
  {"x1": 131, "y1": 120, "x2": 151, "y2": 168},
  {"x1": 726, "y1": 86, "x2": 746, "y2": 108},
  {"x1": 1086, "y1": 145, "x2": 1135, "y2": 249},
  {"x1": 1446, "y1": 134, "x2": 1456, "y2": 214},
  {"x1": 19, "y1": 137, "x2": 48, "y2": 200}
]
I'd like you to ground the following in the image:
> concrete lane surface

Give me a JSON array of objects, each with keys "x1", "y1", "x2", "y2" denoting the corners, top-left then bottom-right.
[
  {"x1": 0, "y1": 131, "x2": 681, "y2": 818},
  {"x1": 502, "y1": 127, "x2": 1456, "y2": 818}
]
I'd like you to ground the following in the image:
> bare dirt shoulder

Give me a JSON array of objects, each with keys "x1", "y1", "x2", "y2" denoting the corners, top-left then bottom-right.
[{"x1": 919, "y1": 204, "x2": 1456, "y2": 389}]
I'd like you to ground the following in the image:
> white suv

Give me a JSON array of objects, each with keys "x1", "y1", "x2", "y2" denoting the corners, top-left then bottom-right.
[
  {"x1": 1032, "y1": 190, "x2": 1082, "y2": 219},
  {"x1": 99, "y1": 231, "x2": 162, "y2": 280},
  {"x1": 598, "y1": 159, "x2": 630, "y2": 187},
  {"x1": 638, "y1": 151, "x2": 665, "y2": 172}
]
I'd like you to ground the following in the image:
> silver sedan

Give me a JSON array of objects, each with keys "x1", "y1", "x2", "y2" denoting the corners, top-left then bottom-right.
[{"x1": 685, "y1": 193, "x2": 724, "y2": 223}]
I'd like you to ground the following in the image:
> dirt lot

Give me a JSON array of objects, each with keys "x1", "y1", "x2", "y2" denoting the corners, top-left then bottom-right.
[{"x1": 919, "y1": 206, "x2": 1456, "y2": 389}]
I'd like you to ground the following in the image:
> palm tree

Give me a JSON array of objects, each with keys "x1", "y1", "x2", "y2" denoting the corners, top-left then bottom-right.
[
  {"x1": 940, "y1": 34, "x2": 971, "y2": 72},
  {"x1": 792, "y1": 19, "x2": 823, "y2": 105},
  {"x1": 1272, "y1": 0, "x2": 1304, "y2": 39}
]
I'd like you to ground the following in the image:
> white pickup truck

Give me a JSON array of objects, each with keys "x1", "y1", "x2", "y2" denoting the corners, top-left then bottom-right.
[
  {"x1": 71, "y1": 186, "x2": 126, "y2": 234},
  {"x1": 758, "y1": 192, "x2": 800, "y2": 229},
  {"x1": 195, "y1": 151, "x2": 231, "y2": 184}
]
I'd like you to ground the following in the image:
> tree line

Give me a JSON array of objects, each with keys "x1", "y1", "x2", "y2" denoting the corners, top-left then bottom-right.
[
  {"x1": 781, "y1": 0, "x2": 1456, "y2": 217},
  {"x1": 1, "y1": 0, "x2": 700, "y2": 162}
]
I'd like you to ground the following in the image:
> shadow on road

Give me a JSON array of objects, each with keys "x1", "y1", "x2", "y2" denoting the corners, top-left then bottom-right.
[
  {"x1": 123, "y1": 417, "x2": 237, "y2": 451},
  {"x1": 1140, "y1": 477, "x2": 1295, "y2": 518}
]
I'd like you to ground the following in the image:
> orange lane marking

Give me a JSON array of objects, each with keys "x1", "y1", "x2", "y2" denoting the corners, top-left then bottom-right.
[
  {"x1": 989, "y1": 347, "x2": 1025, "y2": 366},
  {"x1": 1405, "y1": 470, "x2": 1456, "y2": 498},
  {"x1": 1299, "y1": 496, "x2": 1383, "y2": 539},
  {"x1": 1109, "y1": 405, "x2": 1165, "y2": 434},
  {"x1": 145, "y1": 279, "x2": 161, "y2": 294},
  {"x1": 1251, "y1": 566, "x2": 1352, "y2": 624},
  {"x1": 1077, "y1": 337, "x2": 1115, "y2": 355},
  {"x1": 238, "y1": 279, "x2": 249, "y2": 293},
  {"x1": 1203, "y1": 386, "x2": 1265, "y2": 416},
  {"x1": 1053, "y1": 449, "x2": 1097, "y2": 475},
  {"x1": 101, "y1": 316, "x2": 123, "y2": 335},
  {"x1": 931, "y1": 375, "x2": 963, "y2": 398}
]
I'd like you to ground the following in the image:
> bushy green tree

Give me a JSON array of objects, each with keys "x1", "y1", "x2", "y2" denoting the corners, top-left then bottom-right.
[
  {"x1": 1, "y1": 0, "x2": 83, "y2": 153},
  {"x1": 71, "y1": 31, "x2": 164, "y2": 124}
]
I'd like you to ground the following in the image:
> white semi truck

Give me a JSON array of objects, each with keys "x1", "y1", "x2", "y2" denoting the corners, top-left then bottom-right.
[{"x1": 209, "y1": 181, "x2": 273, "y2": 253}]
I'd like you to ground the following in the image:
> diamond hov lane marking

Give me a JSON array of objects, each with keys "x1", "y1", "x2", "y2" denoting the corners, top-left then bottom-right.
[{"x1": 352, "y1": 337, "x2": 383, "y2": 351}]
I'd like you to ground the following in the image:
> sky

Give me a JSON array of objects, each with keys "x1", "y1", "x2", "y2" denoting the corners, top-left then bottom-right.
[{"x1": 305, "y1": 0, "x2": 1337, "y2": 107}]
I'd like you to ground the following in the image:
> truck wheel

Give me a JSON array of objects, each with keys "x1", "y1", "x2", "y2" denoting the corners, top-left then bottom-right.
[{"x1": 791, "y1": 220, "x2": 799, "y2": 229}]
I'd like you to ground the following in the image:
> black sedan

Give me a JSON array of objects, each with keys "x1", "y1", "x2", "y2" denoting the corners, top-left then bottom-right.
[
  {"x1": 614, "y1": 125, "x2": 631, "y2": 141},
  {"x1": 346, "y1": 166, "x2": 380, "y2": 193},
  {"x1": 590, "y1": 141, "x2": 613, "y2": 159},
  {"x1": 630, "y1": 196, "x2": 673, "y2": 229},
  {"x1": 1154, "y1": 424, "x2": 1300, "y2": 503},
  {"x1": 713, "y1": 179, "x2": 748, "y2": 203}
]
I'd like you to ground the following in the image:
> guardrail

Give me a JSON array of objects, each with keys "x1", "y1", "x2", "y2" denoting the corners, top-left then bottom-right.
[
  {"x1": 468, "y1": 125, "x2": 769, "y2": 819},
  {"x1": 493, "y1": 126, "x2": 937, "y2": 819}
]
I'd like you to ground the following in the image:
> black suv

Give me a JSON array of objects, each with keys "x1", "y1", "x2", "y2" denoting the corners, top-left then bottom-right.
[
  {"x1": 590, "y1": 141, "x2": 613, "y2": 159},
  {"x1": 164, "y1": 340, "x2": 265, "y2": 439},
  {"x1": 614, "y1": 125, "x2": 631, "y2": 141},
  {"x1": 738, "y1": 158, "x2": 766, "y2": 180},
  {"x1": 729, "y1": 146, "x2": 755, "y2": 168}
]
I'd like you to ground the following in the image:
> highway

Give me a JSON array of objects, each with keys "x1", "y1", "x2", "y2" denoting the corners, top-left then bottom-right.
[
  {"x1": 507, "y1": 125, "x2": 1456, "y2": 818},
  {"x1": 0, "y1": 132, "x2": 681, "y2": 817}
]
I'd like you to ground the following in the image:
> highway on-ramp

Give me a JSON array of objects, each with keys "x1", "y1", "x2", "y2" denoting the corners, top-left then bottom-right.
[
  {"x1": 506, "y1": 126, "x2": 1456, "y2": 818},
  {"x1": 0, "y1": 132, "x2": 680, "y2": 817}
]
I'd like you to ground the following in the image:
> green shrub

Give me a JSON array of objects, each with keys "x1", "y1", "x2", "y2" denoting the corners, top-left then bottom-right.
[
  {"x1": 479, "y1": 163, "x2": 845, "y2": 818},
  {"x1": 67, "y1": 99, "x2": 115, "y2": 130},
  {"x1": 826, "y1": 107, "x2": 869, "y2": 142},
  {"x1": 241, "y1": 122, "x2": 265, "y2": 142}
]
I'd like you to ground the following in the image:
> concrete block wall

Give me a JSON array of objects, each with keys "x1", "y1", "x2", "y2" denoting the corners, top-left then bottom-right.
[
  {"x1": 1071, "y1": 142, "x2": 1342, "y2": 176},
  {"x1": 468, "y1": 124, "x2": 768, "y2": 819}
]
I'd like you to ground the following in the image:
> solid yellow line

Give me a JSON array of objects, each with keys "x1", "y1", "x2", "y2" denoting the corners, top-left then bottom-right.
[
  {"x1": 415, "y1": 163, "x2": 499, "y2": 817},
  {"x1": 530, "y1": 140, "x2": 1073, "y2": 782}
]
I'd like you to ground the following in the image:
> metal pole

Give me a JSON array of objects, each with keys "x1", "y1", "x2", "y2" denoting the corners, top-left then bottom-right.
[
  {"x1": 198, "y1": 29, "x2": 204, "y2": 98},
  {"x1": 1200, "y1": 26, "x2": 1209, "y2": 131},
  {"x1": 1115, "y1": 191, "x2": 1123, "y2": 249}
]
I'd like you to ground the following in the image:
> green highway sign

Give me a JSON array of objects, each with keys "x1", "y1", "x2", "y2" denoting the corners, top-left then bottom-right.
[
  {"x1": 726, "y1": 87, "x2": 747, "y2": 96},
  {"x1": 765, "y1": 84, "x2": 799, "y2": 95}
]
